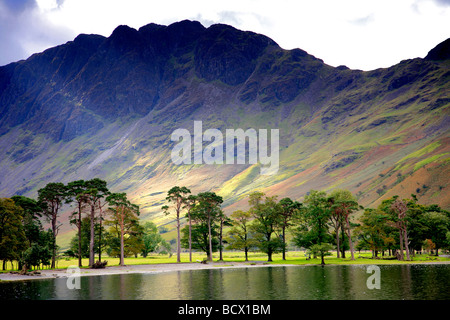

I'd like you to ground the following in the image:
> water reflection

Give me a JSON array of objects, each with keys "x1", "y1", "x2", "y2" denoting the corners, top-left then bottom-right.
[{"x1": 1, "y1": 264, "x2": 449, "y2": 300}]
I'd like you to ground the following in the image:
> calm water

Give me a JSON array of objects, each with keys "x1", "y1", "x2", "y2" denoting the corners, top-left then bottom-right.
[{"x1": 1, "y1": 264, "x2": 449, "y2": 300}]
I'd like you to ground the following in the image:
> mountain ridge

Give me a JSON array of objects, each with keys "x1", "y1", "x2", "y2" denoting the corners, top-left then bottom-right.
[{"x1": 0, "y1": 20, "x2": 449, "y2": 241}]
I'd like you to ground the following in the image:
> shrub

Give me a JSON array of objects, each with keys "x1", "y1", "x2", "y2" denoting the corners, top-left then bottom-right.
[{"x1": 91, "y1": 260, "x2": 108, "y2": 269}]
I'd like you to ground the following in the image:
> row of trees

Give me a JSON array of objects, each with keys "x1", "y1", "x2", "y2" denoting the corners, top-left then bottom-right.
[
  {"x1": 162, "y1": 186, "x2": 225, "y2": 263},
  {"x1": 66, "y1": 218, "x2": 171, "y2": 262},
  {"x1": 162, "y1": 186, "x2": 450, "y2": 265},
  {"x1": 0, "y1": 178, "x2": 165, "y2": 271},
  {"x1": 161, "y1": 188, "x2": 363, "y2": 264},
  {"x1": 2, "y1": 181, "x2": 449, "y2": 270},
  {"x1": 356, "y1": 196, "x2": 450, "y2": 259},
  {"x1": 0, "y1": 196, "x2": 52, "y2": 271}
]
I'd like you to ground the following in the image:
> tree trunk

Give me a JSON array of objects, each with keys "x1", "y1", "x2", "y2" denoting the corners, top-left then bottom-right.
[
  {"x1": 120, "y1": 207, "x2": 125, "y2": 266},
  {"x1": 89, "y1": 204, "x2": 95, "y2": 267},
  {"x1": 208, "y1": 215, "x2": 213, "y2": 262},
  {"x1": 219, "y1": 219, "x2": 223, "y2": 261},
  {"x1": 78, "y1": 202, "x2": 82, "y2": 267},
  {"x1": 335, "y1": 224, "x2": 340, "y2": 259},
  {"x1": 403, "y1": 229, "x2": 411, "y2": 261},
  {"x1": 267, "y1": 233, "x2": 272, "y2": 262},
  {"x1": 244, "y1": 233, "x2": 249, "y2": 261},
  {"x1": 340, "y1": 224, "x2": 346, "y2": 258},
  {"x1": 398, "y1": 229, "x2": 404, "y2": 261},
  {"x1": 345, "y1": 216, "x2": 355, "y2": 260},
  {"x1": 188, "y1": 212, "x2": 192, "y2": 263},
  {"x1": 176, "y1": 210, "x2": 181, "y2": 263},
  {"x1": 51, "y1": 208, "x2": 57, "y2": 269},
  {"x1": 98, "y1": 201, "x2": 103, "y2": 263},
  {"x1": 98, "y1": 219, "x2": 102, "y2": 263},
  {"x1": 282, "y1": 226, "x2": 286, "y2": 260}
]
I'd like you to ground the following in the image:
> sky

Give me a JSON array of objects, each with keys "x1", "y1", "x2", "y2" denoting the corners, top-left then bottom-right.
[{"x1": 0, "y1": 0, "x2": 449, "y2": 70}]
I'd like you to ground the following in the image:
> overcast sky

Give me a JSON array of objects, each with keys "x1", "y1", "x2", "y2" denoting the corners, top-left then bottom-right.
[{"x1": 1, "y1": 0, "x2": 449, "y2": 70}]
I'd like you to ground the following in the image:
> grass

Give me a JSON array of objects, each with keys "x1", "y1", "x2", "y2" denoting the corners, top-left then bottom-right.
[
  {"x1": 413, "y1": 152, "x2": 449, "y2": 171},
  {"x1": 396, "y1": 141, "x2": 441, "y2": 165},
  {"x1": 2, "y1": 250, "x2": 449, "y2": 273}
]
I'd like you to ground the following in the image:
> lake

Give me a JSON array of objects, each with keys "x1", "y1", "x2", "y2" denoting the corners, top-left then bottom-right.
[{"x1": 1, "y1": 264, "x2": 449, "y2": 300}]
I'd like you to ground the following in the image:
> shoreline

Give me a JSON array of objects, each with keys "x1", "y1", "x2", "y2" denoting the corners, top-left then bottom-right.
[
  {"x1": 0, "y1": 261, "x2": 289, "y2": 282},
  {"x1": 1, "y1": 260, "x2": 450, "y2": 282}
]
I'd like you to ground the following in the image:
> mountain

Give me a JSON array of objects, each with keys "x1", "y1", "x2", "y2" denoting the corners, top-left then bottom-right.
[{"x1": 0, "y1": 20, "x2": 449, "y2": 244}]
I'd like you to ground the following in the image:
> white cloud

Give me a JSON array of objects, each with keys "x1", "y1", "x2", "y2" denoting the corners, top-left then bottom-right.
[
  {"x1": 1, "y1": 0, "x2": 449, "y2": 70},
  {"x1": 0, "y1": 0, "x2": 73, "y2": 65}
]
